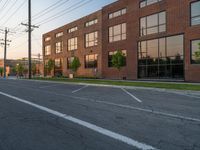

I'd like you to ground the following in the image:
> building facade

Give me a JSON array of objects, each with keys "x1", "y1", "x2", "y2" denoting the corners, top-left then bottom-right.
[{"x1": 43, "y1": 0, "x2": 200, "y2": 82}]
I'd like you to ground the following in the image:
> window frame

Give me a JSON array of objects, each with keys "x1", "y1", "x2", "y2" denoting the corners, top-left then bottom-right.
[
  {"x1": 55, "y1": 41, "x2": 63, "y2": 54},
  {"x1": 140, "y1": 0, "x2": 162, "y2": 8},
  {"x1": 85, "y1": 31, "x2": 98, "y2": 48},
  {"x1": 190, "y1": 39, "x2": 200, "y2": 64},
  {"x1": 190, "y1": 0, "x2": 200, "y2": 26},
  {"x1": 68, "y1": 37, "x2": 78, "y2": 51},
  {"x1": 109, "y1": 23, "x2": 127, "y2": 43},
  {"x1": 84, "y1": 54, "x2": 98, "y2": 69},
  {"x1": 44, "y1": 45, "x2": 51, "y2": 56},
  {"x1": 140, "y1": 11, "x2": 166, "y2": 37},
  {"x1": 108, "y1": 8, "x2": 127, "y2": 19}
]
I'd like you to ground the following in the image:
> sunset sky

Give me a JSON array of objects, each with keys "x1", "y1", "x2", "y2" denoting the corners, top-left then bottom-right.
[{"x1": 0, "y1": 0, "x2": 116, "y2": 59}]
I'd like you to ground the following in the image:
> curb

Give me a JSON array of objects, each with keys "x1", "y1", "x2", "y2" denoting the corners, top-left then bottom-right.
[{"x1": 15, "y1": 78, "x2": 200, "y2": 97}]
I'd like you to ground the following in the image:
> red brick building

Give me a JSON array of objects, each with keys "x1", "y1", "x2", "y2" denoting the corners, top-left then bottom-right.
[{"x1": 43, "y1": 0, "x2": 200, "y2": 82}]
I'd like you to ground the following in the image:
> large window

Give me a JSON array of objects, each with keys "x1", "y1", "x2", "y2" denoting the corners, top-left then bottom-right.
[
  {"x1": 44, "y1": 45, "x2": 51, "y2": 56},
  {"x1": 191, "y1": 40, "x2": 200, "y2": 64},
  {"x1": 85, "y1": 54, "x2": 98, "y2": 68},
  {"x1": 109, "y1": 23, "x2": 126, "y2": 43},
  {"x1": 191, "y1": 1, "x2": 200, "y2": 26},
  {"x1": 55, "y1": 42, "x2": 63, "y2": 54},
  {"x1": 85, "y1": 31, "x2": 98, "y2": 47},
  {"x1": 140, "y1": 11, "x2": 166, "y2": 36},
  {"x1": 68, "y1": 37, "x2": 77, "y2": 51},
  {"x1": 140, "y1": 0, "x2": 162, "y2": 8},
  {"x1": 85, "y1": 19, "x2": 98, "y2": 27},
  {"x1": 109, "y1": 8, "x2": 127, "y2": 19},
  {"x1": 108, "y1": 50, "x2": 127, "y2": 67},
  {"x1": 67, "y1": 57, "x2": 74, "y2": 69},
  {"x1": 138, "y1": 35, "x2": 184, "y2": 79}
]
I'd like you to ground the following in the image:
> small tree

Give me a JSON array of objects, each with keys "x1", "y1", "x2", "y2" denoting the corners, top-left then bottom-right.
[
  {"x1": 69, "y1": 57, "x2": 81, "y2": 77},
  {"x1": 16, "y1": 63, "x2": 24, "y2": 78},
  {"x1": 194, "y1": 43, "x2": 200, "y2": 62},
  {"x1": 46, "y1": 59, "x2": 55, "y2": 76},
  {"x1": 111, "y1": 50, "x2": 126, "y2": 79},
  {"x1": 0, "y1": 67, "x2": 3, "y2": 77}
]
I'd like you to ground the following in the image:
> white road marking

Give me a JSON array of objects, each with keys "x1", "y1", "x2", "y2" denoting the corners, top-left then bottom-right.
[
  {"x1": 39, "y1": 84, "x2": 61, "y2": 89},
  {"x1": 121, "y1": 88, "x2": 142, "y2": 103},
  {"x1": 0, "y1": 91, "x2": 157, "y2": 150},
  {"x1": 72, "y1": 85, "x2": 89, "y2": 93}
]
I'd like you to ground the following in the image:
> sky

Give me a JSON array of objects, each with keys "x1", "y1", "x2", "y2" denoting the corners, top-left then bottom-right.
[{"x1": 0, "y1": 0, "x2": 117, "y2": 59}]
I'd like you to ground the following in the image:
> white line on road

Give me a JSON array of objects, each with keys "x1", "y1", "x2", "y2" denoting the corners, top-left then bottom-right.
[
  {"x1": 121, "y1": 88, "x2": 142, "y2": 103},
  {"x1": 72, "y1": 85, "x2": 89, "y2": 93},
  {"x1": 0, "y1": 91, "x2": 157, "y2": 150},
  {"x1": 39, "y1": 84, "x2": 61, "y2": 89}
]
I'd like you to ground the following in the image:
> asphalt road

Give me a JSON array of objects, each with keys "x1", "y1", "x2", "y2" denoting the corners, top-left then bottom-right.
[{"x1": 0, "y1": 79, "x2": 200, "y2": 150}]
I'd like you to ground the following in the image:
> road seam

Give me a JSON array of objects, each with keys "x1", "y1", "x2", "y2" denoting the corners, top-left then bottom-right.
[{"x1": 0, "y1": 91, "x2": 158, "y2": 150}]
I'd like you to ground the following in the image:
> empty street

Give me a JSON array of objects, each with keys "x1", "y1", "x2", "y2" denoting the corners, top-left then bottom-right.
[{"x1": 0, "y1": 79, "x2": 200, "y2": 150}]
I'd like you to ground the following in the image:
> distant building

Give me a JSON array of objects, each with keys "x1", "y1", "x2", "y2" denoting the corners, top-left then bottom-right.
[
  {"x1": 43, "y1": 0, "x2": 200, "y2": 82},
  {"x1": 0, "y1": 58, "x2": 43, "y2": 77}
]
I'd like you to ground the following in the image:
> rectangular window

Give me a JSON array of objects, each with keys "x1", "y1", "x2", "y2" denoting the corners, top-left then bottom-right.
[
  {"x1": 191, "y1": 40, "x2": 200, "y2": 64},
  {"x1": 140, "y1": 0, "x2": 162, "y2": 8},
  {"x1": 85, "y1": 19, "x2": 98, "y2": 27},
  {"x1": 191, "y1": 1, "x2": 200, "y2": 26},
  {"x1": 85, "y1": 54, "x2": 98, "y2": 68},
  {"x1": 109, "y1": 8, "x2": 127, "y2": 19},
  {"x1": 67, "y1": 57, "x2": 75, "y2": 69},
  {"x1": 44, "y1": 45, "x2": 51, "y2": 56},
  {"x1": 45, "y1": 37, "x2": 51, "y2": 42},
  {"x1": 68, "y1": 26, "x2": 78, "y2": 33},
  {"x1": 108, "y1": 50, "x2": 127, "y2": 67},
  {"x1": 109, "y1": 23, "x2": 126, "y2": 43},
  {"x1": 140, "y1": 11, "x2": 166, "y2": 36},
  {"x1": 55, "y1": 42, "x2": 63, "y2": 54},
  {"x1": 138, "y1": 35, "x2": 184, "y2": 79},
  {"x1": 68, "y1": 37, "x2": 78, "y2": 51},
  {"x1": 55, "y1": 32, "x2": 63, "y2": 38},
  {"x1": 55, "y1": 58, "x2": 62, "y2": 68},
  {"x1": 85, "y1": 31, "x2": 98, "y2": 47}
]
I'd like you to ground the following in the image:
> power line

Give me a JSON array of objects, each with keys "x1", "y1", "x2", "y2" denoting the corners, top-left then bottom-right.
[
  {"x1": 32, "y1": 0, "x2": 67, "y2": 19},
  {"x1": 0, "y1": 0, "x2": 19, "y2": 21},
  {"x1": 0, "y1": 0, "x2": 11, "y2": 14},
  {"x1": 0, "y1": 0, "x2": 27, "y2": 27},
  {"x1": 36, "y1": 0, "x2": 93, "y2": 26}
]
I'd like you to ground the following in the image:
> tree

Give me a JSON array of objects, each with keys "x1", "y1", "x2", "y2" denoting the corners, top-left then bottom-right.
[
  {"x1": 16, "y1": 63, "x2": 24, "y2": 78},
  {"x1": 111, "y1": 50, "x2": 126, "y2": 79},
  {"x1": 69, "y1": 57, "x2": 81, "y2": 76},
  {"x1": 0, "y1": 67, "x2": 3, "y2": 77},
  {"x1": 194, "y1": 42, "x2": 200, "y2": 61},
  {"x1": 45, "y1": 59, "x2": 55, "y2": 76}
]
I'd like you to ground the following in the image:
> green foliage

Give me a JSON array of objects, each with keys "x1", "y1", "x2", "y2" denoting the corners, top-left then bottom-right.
[
  {"x1": 111, "y1": 50, "x2": 126, "y2": 71},
  {"x1": 0, "y1": 67, "x2": 3, "y2": 76},
  {"x1": 12, "y1": 67, "x2": 17, "y2": 74},
  {"x1": 194, "y1": 43, "x2": 200, "y2": 59},
  {"x1": 16, "y1": 63, "x2": 24, "y2": 76},
  {"x1": 46, "y1": 59, "x2": 55, "y2": 74},
  {"x1": 70, "y1": 57, "x2": 81, "y2": 73}
]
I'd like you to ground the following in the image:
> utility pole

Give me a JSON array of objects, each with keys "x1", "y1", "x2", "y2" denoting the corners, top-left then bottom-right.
[
  {"x1": 21, "y1": 0, "x2": 39, "y2": 79},
  {"x1": 0, "y1": 28, "x2": 11, "y2": 78}
]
